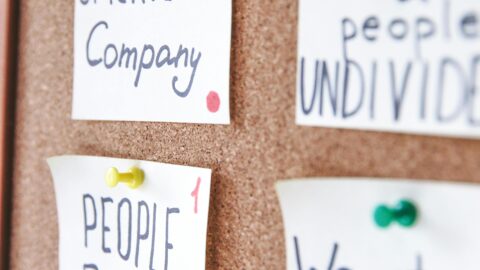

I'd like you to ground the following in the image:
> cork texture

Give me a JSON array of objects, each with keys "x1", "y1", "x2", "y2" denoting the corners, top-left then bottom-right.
[{"x1": 9, "y1": 0, "x2": 480, "y2": 269}]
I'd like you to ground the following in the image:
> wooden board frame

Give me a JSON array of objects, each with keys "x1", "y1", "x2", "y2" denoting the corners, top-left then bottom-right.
[{"x1": 0, "y1": 0, "x2": 17, "y2": 269}]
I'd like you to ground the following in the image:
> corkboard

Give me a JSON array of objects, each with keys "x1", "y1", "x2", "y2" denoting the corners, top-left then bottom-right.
[{"x1": 9, "y1": 0, "x2": 480, "y2": 269}]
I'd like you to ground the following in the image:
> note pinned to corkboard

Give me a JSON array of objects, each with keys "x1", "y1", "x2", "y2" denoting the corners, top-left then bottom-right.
[
  {"x1": 296, "y1": 0, "x2": 480, "y2": 139},
  {"x1": 72, "y1": 0, "x2": 232, "y2": 124},
  {"x1": 8, "y1": 1, "x2": 480, "y2": 270}
]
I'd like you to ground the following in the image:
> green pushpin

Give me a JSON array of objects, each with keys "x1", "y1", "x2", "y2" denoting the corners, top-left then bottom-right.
[{"x1": 374, "y1": 199, "x2": 418, "y2": 229}]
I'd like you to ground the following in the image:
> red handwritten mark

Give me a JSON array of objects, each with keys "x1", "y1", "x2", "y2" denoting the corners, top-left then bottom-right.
[
  {"x1": 206, "y1": 91, "x2": 220, "y2": 113},
  {"x1": 191, "y1": 177, "x2": 202, "y2": 214}
]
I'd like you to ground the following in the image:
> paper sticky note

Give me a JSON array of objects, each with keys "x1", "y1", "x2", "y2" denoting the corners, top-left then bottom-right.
[
  {"x1": 48, "y1": 155, "x2": 212, "y2": 270},
  {"x1": 276, "y1": 178, "x2": 480, "y2": 270},
  {"x1": 296, "y1": 0, "x2": 480, "y2": 138},
  {"x1": 72, "y1": 1, "x2": 232, "y2": 124}
]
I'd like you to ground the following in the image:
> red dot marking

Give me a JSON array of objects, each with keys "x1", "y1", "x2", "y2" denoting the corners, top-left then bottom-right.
[{"x1": 206, "y1": 91, "x2": 220, "y2": 113}]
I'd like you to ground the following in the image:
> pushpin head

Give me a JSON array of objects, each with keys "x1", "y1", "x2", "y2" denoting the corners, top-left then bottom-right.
[
  {"x1": 374, "y1": 205, "x2": 394, "y2": 228},
  {"x1": 106, "y1": 167, "x2": 120, "y2": 187},
  {"x1": 105, "y1": 167, "x2": 144, "y2": 189},
  {"x1": 395, "y1": 200, "x2": 417, "y2": 227},
  {"x1": 374, "y1": 199, "x2": 418, "y2": 229}
]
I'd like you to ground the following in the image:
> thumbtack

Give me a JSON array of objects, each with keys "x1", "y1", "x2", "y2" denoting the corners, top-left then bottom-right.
[
  {"x1": 105, "y1": 167, "x2": 144, "y2": 189},
  {"x1": 374, "y1": 199, "x2": 418, "y2": 229}
]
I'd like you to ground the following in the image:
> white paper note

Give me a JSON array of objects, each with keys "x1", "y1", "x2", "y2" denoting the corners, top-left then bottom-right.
[
  {"x1": 73, "y1": 1, "x2": 231, "y2": 124},
  {"x1": 296, "y1": 0, "x2": 480, "y2": 138},
  {"x1": 48, "y1": 155, "x2": 212, "y2": 270},
  {"x1": 276, "y1": 178, "x2": 480, "y2": 270}
]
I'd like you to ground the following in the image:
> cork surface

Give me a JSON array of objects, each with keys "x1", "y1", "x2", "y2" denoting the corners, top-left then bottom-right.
[{"x1": 9, "y1": 0, "x2": 480, "y2": 269}]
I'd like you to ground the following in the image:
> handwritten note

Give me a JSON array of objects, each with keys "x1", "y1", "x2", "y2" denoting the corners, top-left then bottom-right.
[
  {"x1": 48, "y1": 155, "x2": 212, "y2": 270},
  {"x1": 296, "y1": 0, "x2": 480, "y2": 138},
  {"x1": 276, "y1": 178, "x2": 480, "y2": 269},
  {"x1": 72, "y1": 1, "x2": 232, "y2": 124}
]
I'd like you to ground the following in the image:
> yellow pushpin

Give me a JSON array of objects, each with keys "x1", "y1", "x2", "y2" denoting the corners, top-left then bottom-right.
[{"x1": 105, "y1": 167, "x2": 144, "y2": 189}]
